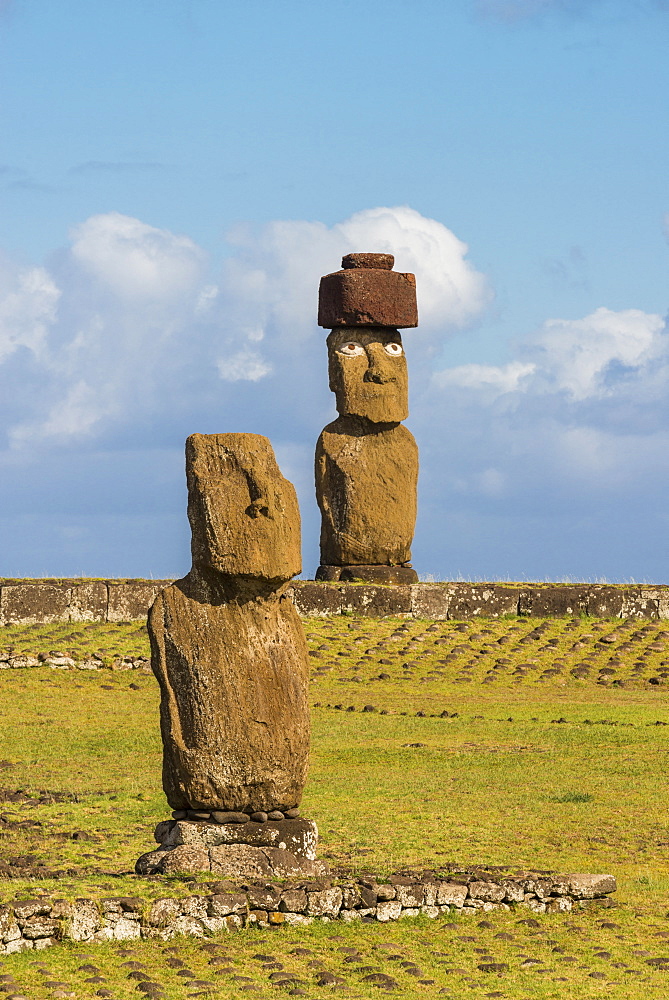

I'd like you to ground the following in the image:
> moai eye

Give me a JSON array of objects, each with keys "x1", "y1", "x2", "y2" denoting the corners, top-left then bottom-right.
[
  {"x1": 338, "y1": 342, "x2": 365, "y2": 357},
  {"x1": 384, "y1": 342, "x2": 403, "y2": 356}
]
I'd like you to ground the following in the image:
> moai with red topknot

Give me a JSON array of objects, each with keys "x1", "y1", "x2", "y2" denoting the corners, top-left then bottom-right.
[{"x1": 315, "y1": 253, "x2": 419, "y2": 584}]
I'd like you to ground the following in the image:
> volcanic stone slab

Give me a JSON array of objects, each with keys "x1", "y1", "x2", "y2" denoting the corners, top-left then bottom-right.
[
  {"x1": 317, "y1": 565, "x2": 418, "y2": 585},
  {"x1": 157, "y1": 818, "x2": 319, "y2": 860}
]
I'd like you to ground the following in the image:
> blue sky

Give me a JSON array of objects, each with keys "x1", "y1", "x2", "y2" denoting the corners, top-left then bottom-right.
[{"x1": 1, "y1": 0, "x2": 669, "y2": 581}]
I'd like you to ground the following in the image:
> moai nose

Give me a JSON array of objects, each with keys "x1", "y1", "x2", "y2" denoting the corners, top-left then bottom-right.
[{"x1": 363, "y1": 343, "x2": 397, "y2": 384}]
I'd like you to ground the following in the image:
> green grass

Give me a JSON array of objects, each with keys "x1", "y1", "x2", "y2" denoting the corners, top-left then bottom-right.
[{"x1": 1, "y1": 614, "x2": 669, "y2": 997}]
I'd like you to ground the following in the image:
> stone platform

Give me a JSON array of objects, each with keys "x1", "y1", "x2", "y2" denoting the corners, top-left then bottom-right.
[
  {"x1": 2, "y1": 578, "x2": 669, "y2": 624},
  {"x1": 136, "y1": 817, "x2": 328, "y2": 880}
]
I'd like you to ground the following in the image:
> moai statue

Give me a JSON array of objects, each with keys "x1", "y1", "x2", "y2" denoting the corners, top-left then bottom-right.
[
  {"x1": 137, "y1": 433, "x2": 325, "y2": 879},
  {"x1": 315, "y1": 252, "x2": 419, "y2": 584}
]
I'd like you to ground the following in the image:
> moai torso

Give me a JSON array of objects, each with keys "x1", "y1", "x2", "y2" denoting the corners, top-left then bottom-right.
[
  {"x1": 315, "y1": 254, "x2": 419, "y2": 583},
  {"x1": 316, "y1": 416, "x2": 418, "y2": 566},
  {"x1": 149, "y1": 433, "x2": 309, "y2": 814}
]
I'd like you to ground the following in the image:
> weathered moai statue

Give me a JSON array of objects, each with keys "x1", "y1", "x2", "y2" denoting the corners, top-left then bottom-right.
[
  {"x1": 137, "y1": 433, "x2": 326, "y2": 879},
  {"x1": 315, "y1": 252, "x2": 419, "y2": 584}
]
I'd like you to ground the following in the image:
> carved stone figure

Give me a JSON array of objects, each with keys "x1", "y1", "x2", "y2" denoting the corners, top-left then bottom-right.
[
  {"x1": 137, "y1": 433, "x2": 324, "y2": 878},
  {"x1": 150, "y1": 432, "x2": 309, "y2": 814},
  {"x1": 315, "y1": 254, "x2": 419, "y2": 584}
]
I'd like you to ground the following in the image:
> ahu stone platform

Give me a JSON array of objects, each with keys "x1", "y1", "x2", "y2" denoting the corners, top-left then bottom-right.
[{"x1": 1, "y1": 579, "x2": 668, "y2": 624}]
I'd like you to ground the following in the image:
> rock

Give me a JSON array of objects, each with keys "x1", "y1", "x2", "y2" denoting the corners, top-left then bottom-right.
[
  {"x1": 210, "y1": 811, "x2": 249, "y2": 824},
  {"x1": 341, "y1": 252, "x2": 395, "y2": 270},
  {"x1": 157, "y1": 846, "x2": 211, "y2": 875},
  {"x1": 250, "y1": 812, "x2": 268, "y2": 823},
  {"x1": 267, "y1": 810, "x2": 284, "y2": 821},
  {"x1": 161, "y1": 818, "x2": 318, "y2": 860},
  {"x1": 148, "y1": 433, "x2": 310, "y2": 815},
  {"x1": 325, "y1": 565, "x2": 418, "y2": 585},
  {"x1": 318, "y1": 260, "x2": 418, "y2": 329}
]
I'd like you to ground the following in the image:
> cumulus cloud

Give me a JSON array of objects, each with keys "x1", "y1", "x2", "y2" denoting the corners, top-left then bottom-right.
[
  {"x1": 440, "y1": 306, "x2": 666, "y2": 403},
  {"x1": 0, "y1": 259, "x2": 59, "y2": 364},
  {"x1": 3, "y1": 204, "x2": 668, "y2": 580},
  {"x1": 1, "y1": 205, "x2": 489, "y2": 448}
]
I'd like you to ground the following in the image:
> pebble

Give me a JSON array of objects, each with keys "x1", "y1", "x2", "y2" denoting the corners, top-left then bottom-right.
[
  {"x1": 211, "y1": 811, "x2": 249, "y2": 824},
  {"x1": 250, "y1": 811, "x2": 268, "y2": 823},
  {"x1": 267, "y1": 810, "x2": 284, "y2": 821}
]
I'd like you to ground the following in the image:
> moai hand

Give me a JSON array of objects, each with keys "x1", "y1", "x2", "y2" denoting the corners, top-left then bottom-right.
[{"x1": 315, "y1": 254, "x2": 420, "y2": 584}]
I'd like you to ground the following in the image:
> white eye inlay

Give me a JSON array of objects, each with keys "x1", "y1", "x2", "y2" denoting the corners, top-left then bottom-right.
[
  {"x1": 338, "y1": 341, "x2": 365, "y2": 357},
  {"x1": 384, "y1": 342, "x2": 403, "y2": 356}
]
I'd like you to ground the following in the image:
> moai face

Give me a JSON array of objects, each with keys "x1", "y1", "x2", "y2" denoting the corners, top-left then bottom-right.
[
  {"x1": 186, "y1": 432, "x2": 301, "y2": 582},
  {"x1": 327, "y1": 326, "x2": 409, "y2": 424}
]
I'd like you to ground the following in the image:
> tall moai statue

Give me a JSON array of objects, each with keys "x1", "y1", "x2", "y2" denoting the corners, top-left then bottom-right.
[
  {"x1": 137, "y1": 433, "x2": 325, "y2": 879},
  {"x1": 315, "y1": 252, "x2": 419, "y2": 584}
]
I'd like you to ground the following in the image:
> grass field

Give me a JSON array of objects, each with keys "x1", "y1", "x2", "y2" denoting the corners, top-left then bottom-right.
[{"x1": 1, "y1": 614, "x2": 669, "y2": 998}]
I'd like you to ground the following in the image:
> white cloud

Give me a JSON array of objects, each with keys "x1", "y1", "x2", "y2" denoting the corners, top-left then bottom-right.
[
  {"x1": 218, "y1": 350, "x2": 272, "y2": 382},
  {"x1": 69, "y1": 212, "x2": 205, "y2": 302},
  {"x1": 0, "y1": 205, "x2": 488, "y2": 448},
  {"x1": 0, "y1": 261, "x2": 60, "y2": 363},
  {"x1": 533, "y1": 307, "x2": 665, "y2": 399},
  {"x1": 435, "y1": 360, "x2": 535, "y2": 394},
  {"x1": 218, "y1": 206, "x2": 490, "y2": 358}
]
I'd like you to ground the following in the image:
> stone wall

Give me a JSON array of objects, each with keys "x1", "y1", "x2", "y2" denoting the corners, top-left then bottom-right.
[
  {"x1": 1, "y1": 578, "x2": 668, "y2": 624},
  {"x1": 0, "y1": 870, "x2": 616, "y2": 954}
]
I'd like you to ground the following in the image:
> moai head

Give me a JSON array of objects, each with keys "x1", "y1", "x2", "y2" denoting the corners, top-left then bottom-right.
[
  {"x1": 327, "y1": 327, "x2": 408, "y2": 423},
  {"x1": 186, "y1": 432, "x2": 301, "y2": 584},
  {"x1": 318, "y1": 253, "x2": 417, "y2": 425}
]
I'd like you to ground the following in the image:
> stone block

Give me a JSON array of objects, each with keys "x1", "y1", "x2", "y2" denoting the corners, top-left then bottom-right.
[
  {"x1": 166, "y1": 818, "x2": 318, "y2": 860},
  {"x1": 290, "y1": 582, "x2": 342, "y2": 616},
  {"x1": 558, "y1": 874, "x2": 616, "y2": 899},
  {"x1": 338, "y1": 566, "x2": 418, "y2": 585},
  {"x1": 160, "y1": 845, "x2": 212, "y2": 875},
  {"x1": 519, "y1": 587, "x2": 587, "y2": 617},
  {"x1": 147, "y1": 898, "x2": 181, "y2": 926},
  {"x1": 207, "y1": 893, "x2": 248, "y2": 917},
  {"x1": 246, "y1": 886, "x2": 281, "y2": 911},
  {"x1": 67, "y1": 581, "x2": 108, "y2": 621},
  {"x1": 306, "y1": 887, "x2": 343, "y2": 918},
  {"x1": 410, "y1": 585, "x2": 451, "y2": 619},
  {"x1": 13, "y1": 900, "x2": 51, "y2": 920},
  {"x1": 437, "y1": 884, "x2": 468, "y2": 907},
  {"x1": 340, "y1": 585, "x2": 412, "y2": 617},
  {"x1": 279, "y1": 889, "x2": 308, "y2": 913},
  {"x1": 469, "y1": 881, "x2": 506, "y2": 903},
  {"x1": 394, "y1": 884, "x2": 424, "y2": 908},
  {"x1": 21, "y1": 917, "x2": 58, "y2": 941},
  {"x1": 547, "y1": 897, "x2": 572, "y2": 913},
  {"x1": 107, "y1": 581, "x2": 169, "y2": 622},
  {"x1": 377, "y1": 900, "x2": 402, "y2": 922},
  {"x1": 69, "y1": 899, "x2": 101, "y2": 941},
  {"x1": 0, "y1": 584, "x2": 70, "y2": 625},
  {"x1": 282, "y1": 912, "x2": 314, "y2": 925},
  {"x1": 501, "y1": 881, "x2": 525, "y2": 903},
  {"x1": 448, "y1": 585, "x2": 520, "y2": 619},
  {"x1": 584, "y1": 587, "x2": 626, "y2": 618},
  {"x1": 318, "y1": 264, "x2": 418, "y2": 329}
]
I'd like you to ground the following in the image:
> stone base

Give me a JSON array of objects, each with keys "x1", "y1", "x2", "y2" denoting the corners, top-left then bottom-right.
[
  {"x1": 135, "y1": 816, "x2": 327, "y2": 880},
  {"x1": 316, "y1": 564, "x2": 419, "y2": 584}
]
